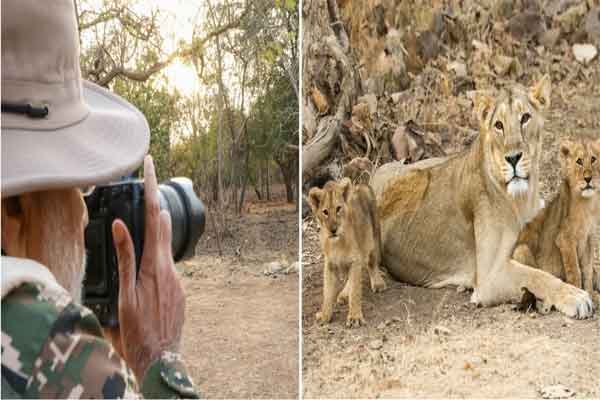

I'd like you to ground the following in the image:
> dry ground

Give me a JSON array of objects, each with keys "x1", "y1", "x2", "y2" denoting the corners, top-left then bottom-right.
[
  {"x1": 177, "y1": 191, "x2": 299, "y2": 398},
  {"x1": 302, "y1": 71, "x2": 600, "y2": 398}
]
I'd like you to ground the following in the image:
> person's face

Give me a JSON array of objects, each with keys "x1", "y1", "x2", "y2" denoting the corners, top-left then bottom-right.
[{"x1": 1, "y1": 188, "x2": 88, "y2": 301}]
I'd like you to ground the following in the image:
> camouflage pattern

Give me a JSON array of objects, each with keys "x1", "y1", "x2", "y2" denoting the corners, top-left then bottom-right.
[
  {"x1": 142, "y1": 351, "x2": 198, "y2": 398},
  {"x1": 1, "y1": 282, "x2": 199, "y2": 399}
]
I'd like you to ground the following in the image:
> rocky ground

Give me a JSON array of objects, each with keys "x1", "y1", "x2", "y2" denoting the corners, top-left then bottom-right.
[{"x1": 303, "y1": 0, "x2": 600, "y2": 397}]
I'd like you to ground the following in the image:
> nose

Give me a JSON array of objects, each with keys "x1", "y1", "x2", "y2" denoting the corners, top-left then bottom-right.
[
  {"x1": 505, "y1": 152, "x2": 523, "y2": 168},
  {"x1": 330, "y1": 224, "x2": 338, "y2": 235},
  {"x1": 585, "y1": 176, "x2": 592, "y2": 184}
]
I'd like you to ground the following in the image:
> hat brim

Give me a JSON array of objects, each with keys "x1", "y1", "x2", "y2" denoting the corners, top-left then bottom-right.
[{"x1": 1, "y1": 80, "x2": 150, "y2": 198}]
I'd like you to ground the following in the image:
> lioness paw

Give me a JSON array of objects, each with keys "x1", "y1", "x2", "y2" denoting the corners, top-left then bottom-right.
[
  {"x1": 552, "y1": 285, "x2": 594, "y2": 319},
  {"x1": 370, "y1": 276, "x2": 387, "y2": 293}
]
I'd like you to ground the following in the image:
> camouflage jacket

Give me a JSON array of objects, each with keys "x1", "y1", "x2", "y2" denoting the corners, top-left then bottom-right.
[{"x1": 1, "y1": 257, "x2": 199, "y2": 399}]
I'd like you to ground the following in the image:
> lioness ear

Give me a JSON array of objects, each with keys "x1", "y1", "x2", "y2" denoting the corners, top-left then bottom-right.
[
  {"x1": 529, "y1": 74, "x2": 551, "y2": 110},
  {"x1": 338, "y1": 177, "x2": 352, "y2": 202},
  {"x1": 308, "y1": 187, "x2": 323, "y2": 214},
  {"x1": 473, "y1": 92, "x2": 494, "y2": 125}
]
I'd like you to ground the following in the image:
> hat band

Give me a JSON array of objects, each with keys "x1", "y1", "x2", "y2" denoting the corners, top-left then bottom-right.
[
  {"x1": 2, "y1": 102, "x2": 49, "y2": 118},
  {"x1": 1, "y1": 78, "x2": 89, "y2": 131}
]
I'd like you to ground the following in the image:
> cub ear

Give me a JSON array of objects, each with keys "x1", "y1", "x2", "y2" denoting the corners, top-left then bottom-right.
[
  {"x1": 338, "y1": 177, "x2": 352, "y2": 202},
  {"x1": 529, "y1": 74, "x2": 551, "y2": 110},
  {"x1": 560, "y1": 138, "x2": 573, "y2": 158},
  {"x1": 473, "y1": 91, "x2": 494, "y2": 126},
  {"x1": 308, "y1": 187, "x2": 323, "y2": 214}
]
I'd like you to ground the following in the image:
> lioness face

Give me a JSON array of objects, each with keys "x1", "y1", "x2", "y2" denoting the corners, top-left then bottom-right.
[
  {"x1": 308, "y1": 179, "x2": 351, "y2": 239},
  {"x1": 475, "y1": 75, "x2": 551, "y2": 199},
  {"x1": 560, "y1": 137, "x2": 600, "y2": 198}
]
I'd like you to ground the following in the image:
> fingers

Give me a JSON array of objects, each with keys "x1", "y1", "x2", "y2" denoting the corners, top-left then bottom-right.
[
  {"x1": 102, "y1": 326, "x2": 125, "y2": 359},
  {"x1": 112, "y1": 219, "x2": 137, "y2": 310},
  {"x1": 143, "y1": 155, "x2": 161, "y2": 262},
  {"x1": 159, "y1": 210, "x2": 173, "y2": 258}
]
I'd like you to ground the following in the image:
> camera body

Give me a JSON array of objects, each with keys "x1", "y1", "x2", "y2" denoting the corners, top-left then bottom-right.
[{"x1": 83, "y1": 177, "x2": 205, "y2": 327}]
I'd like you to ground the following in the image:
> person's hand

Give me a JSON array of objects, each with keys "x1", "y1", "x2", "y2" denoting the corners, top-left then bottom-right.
[{"x1": 111, "y1": 155, "x2": 186, "y2": 381}]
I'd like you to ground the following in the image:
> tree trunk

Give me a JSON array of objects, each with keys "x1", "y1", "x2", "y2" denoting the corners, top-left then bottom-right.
[
  {"x1": 266, "y1": 161, "x2": 271, "y2": 201},
  {"x1": 302, "y1": 0, "x2": 356, "y2": 181},
  {"x1": 237, "y1": 135, "x2": 251, "y2": 213},
  {"x1": 277, "y1": 160, "x2": 295, "y2": 203},
  {"x1": 215, "y1": 34, "x2": 226, "y2": 209}
]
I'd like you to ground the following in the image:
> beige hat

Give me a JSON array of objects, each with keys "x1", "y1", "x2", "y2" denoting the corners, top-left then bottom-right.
[{"x1": 1, "y1": 0, "x2": 150, "y2": 198}]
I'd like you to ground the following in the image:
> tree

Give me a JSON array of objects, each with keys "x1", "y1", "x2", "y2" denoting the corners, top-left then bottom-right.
[
  {"x1": 77, "y1": 0, "x2": 299, "y2": 210},
  {"x1": 111, "y1": 77, "x2": 181, "y2": 181}
]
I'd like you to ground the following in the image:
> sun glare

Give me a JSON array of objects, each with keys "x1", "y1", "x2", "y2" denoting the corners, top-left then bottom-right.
[{"x1": 164, "y1": 60, "x2": 200, "y2": 97}]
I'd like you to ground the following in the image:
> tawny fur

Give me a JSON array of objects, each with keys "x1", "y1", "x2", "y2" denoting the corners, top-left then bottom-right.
[
  {"x1": 371, "y1": 75, "x2": 594, "y2": 319},
  {"x1": 514, "y1": 135, "x2": 600, "y2": 297},
  {"x1": 308, "y1": 178, "x2": 387, "y2": 327}
]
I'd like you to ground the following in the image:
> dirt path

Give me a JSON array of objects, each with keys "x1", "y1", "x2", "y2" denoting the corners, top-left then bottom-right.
[
  {"x1": 303, "y1": 262, "x2": 600, "y2": 398},
  {"x1": 302, "y1": 66, "x2": 600, "y2": 398},
  {"x1": 179, "y1": 203, "x2": 299, "y2": 398}
]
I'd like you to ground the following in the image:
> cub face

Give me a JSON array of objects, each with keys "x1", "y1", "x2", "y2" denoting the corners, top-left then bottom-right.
[
  {"x1": 308, "y1": 178, "x2": 351, "y2": 239},
  {"x1": 474, "y1": 75, "x2": 551, "y2": 198},
  {"x1": 560, "y1": 136, "x2": 600, "y2": 199}
]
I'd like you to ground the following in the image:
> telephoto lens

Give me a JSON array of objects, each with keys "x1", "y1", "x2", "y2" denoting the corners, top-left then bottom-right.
[
  {"x1": 158, "y1": 177, "x2": 206, "y2": 261},
  {"x1": 83, "y1": 176, "x2": 205, "y2": 326}
]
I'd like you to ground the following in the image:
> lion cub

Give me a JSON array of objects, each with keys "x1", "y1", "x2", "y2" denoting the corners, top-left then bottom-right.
[
  {"x1": 308, "y1": 178, "x2": 387, "y2": 327},
  {"x1": 513, "y1": 135, "x2": 600, "y2": 297}
]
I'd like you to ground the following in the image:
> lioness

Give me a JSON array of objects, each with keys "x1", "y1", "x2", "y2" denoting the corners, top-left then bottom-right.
[
  {"x1": 513, "y1": 135, "x2": 600, "y2": 297},
  {"x1": 308, "y1": 178, "x2": 387, "y2": 327},
  {"x1": 371, "y1": 75, "x2": 594, "y2": 319}
]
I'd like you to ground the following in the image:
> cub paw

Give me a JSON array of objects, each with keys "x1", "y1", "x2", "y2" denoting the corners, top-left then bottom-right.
[
  {"x1": 551, "y1": 284, "x2": 594, "y2": 319},
  {"x1": 346, "y1": 313, "x2": 365, "y2": 328},
  {"x1": 315, "y1": 311, "x2": 332, "y2": 324}
]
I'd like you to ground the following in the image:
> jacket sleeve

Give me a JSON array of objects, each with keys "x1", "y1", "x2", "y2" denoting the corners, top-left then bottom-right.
[
  {"x1": 141, "y1": 350, "x2": 199, "y2": 399},
  {"x1": 1, "y1": 282, "x2": 199, "y2": 399}
]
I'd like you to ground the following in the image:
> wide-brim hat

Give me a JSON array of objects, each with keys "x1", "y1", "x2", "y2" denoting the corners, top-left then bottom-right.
[{"x1": 1, "y1": 0, "x2": 150, "y2": 198}]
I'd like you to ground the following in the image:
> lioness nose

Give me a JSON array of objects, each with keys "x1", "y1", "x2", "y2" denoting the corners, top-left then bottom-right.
[
  {"x1": 585, "y1": 176, "x2": 592, "y2": 184},
  {"x1": 505, "y1": 152, "x2": 522, "y2": 168}
]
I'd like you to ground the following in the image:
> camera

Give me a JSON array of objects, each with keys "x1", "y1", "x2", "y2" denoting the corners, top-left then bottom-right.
[{"x1": 83, "y1": 177, "x2": 205, "y2": 327}]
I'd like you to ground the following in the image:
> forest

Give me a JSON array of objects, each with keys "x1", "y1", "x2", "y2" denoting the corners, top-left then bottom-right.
[{"x1": 76, "y1": 0, "x2": 299, "y2": 213}]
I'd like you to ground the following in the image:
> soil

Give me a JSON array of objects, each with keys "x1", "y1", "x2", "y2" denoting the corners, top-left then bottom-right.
[
  {"x1": 302, "y1": 45, "x2": 600, "y2": 400},
  {"x1": 178, "y1": 188, "x2": 299, "y2": 399}
]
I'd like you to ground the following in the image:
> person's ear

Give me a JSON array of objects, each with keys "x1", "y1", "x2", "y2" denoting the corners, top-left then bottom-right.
[{"x1": 1, "y1": 195, "x2": 28, "y2": 257}]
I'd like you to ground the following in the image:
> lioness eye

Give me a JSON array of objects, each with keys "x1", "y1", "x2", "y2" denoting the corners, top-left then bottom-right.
[
  {"x1": 494, "y1": 121, "x2": 503, "y2": 131},
  {"x1": 323, "y1": 209, "x2": 329, "y2": 216},
  {"x1": 577, "y1": 158, "x2": 583, "y2": 166},
  {"x1": 592, "y1": 156, "x2": 597, "y2": 164},
  {"x1": 336, "y1": 206, "x2": 342, "y2": 214},
  {"x1": 521, "y1": 113, "x2": 531, "y2": 125}
]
